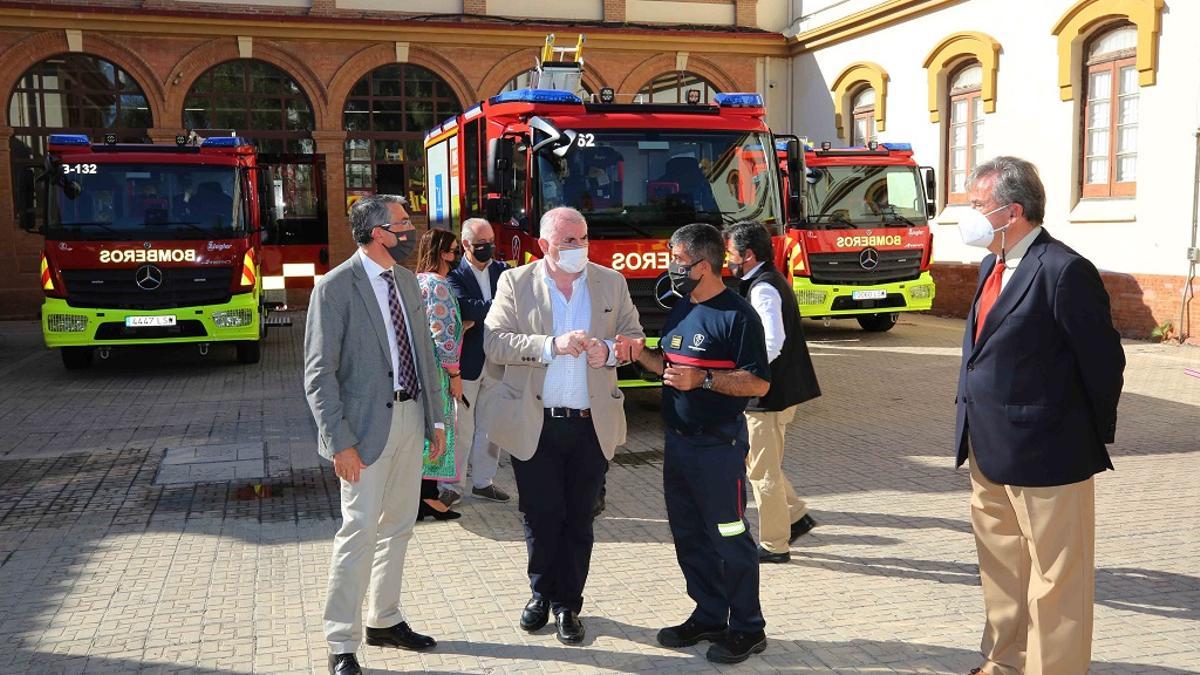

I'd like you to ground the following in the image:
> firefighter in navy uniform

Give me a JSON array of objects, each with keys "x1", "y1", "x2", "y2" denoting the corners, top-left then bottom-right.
[{"x1": 619, "y1": 223, "x2": 771, "y2": 665}]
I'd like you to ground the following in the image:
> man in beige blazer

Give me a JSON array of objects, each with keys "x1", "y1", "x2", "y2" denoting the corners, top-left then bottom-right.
[{"x1": 484, "y1": 207, "x2": 643, "y2": 645}]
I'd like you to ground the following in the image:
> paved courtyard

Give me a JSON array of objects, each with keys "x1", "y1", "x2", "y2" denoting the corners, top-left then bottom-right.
[{"x1": 0, "y1": 313, "x2": 1196, "y2": 674}]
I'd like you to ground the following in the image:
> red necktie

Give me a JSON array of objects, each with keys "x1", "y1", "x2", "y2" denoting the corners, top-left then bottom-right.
[{"x1": 974, "y1": 259, "x2": 1006, "y2": 342}]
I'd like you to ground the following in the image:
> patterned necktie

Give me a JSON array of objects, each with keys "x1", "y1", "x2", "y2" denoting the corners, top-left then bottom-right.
[
  {"x1": 379, "y1": 269, "x2": 419, "y2": 396},
  {"x1": 974, "y1": 259, "x2": 1007, "y2": 342}
]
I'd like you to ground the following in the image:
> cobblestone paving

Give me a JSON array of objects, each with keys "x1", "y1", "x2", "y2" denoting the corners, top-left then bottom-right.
[{"x1": 0, "y1": 313, "x2": 1196, "y2": 674}]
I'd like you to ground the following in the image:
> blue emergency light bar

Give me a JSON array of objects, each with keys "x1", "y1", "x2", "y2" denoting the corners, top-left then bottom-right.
[
  {"x1": 880, "y1": 142, "x2": 912, "y2": 151},
  {"x1": 490, "y1": 88, "x2": 582, "y2": 105},
  {"x1": 49, "y1": 134, "x2": 91, "y2": 146},
  {"x1": 714, "y1": 93, "x2": 764, "y2": 108},
  {"x1": 200, "y1": 136, "x2": 249, "y2": 147}
]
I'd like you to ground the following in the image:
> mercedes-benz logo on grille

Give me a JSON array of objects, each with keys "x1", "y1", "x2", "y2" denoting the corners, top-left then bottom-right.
[
  {"x1": 859, "y1": 247, "x2": 880, "y2": 271},
  {"x1": 135, "y1": 264, "x2": 163, "y2": 291},
  {"x1": 653, "y1": 273, "x2": 679, "y2": 311}
]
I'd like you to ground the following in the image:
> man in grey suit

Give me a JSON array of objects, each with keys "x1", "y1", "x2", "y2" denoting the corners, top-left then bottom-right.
[{"x1": 304, "y1": 194, "x2": 447, "y2": 675}]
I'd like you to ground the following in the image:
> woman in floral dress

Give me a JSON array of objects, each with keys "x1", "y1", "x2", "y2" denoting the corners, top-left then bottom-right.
[{"x1": 413, "y1": 228, "x2": 466, "y2": 521}]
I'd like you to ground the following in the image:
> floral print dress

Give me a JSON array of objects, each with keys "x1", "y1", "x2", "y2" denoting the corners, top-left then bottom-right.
[{"x1": 416, "y1": 272, "x2": 463, "y2": 481}]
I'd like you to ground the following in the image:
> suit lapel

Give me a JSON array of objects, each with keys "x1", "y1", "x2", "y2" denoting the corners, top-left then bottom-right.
[
  {"x1": 529, "y1": 260, "x2": 555, "y2": 334},
  {"x1": 972, "y1": 242, "x2": 1044, "y2": 354},
  {"x1": 458, "y1": 258, "x2": 482, "y2": 298},
  {"x1": 352, "y1": 254, "x2": 392, "y2": 362},
  {"x1": 965, "y1": 256, "x2": 995, "y2": 353}
]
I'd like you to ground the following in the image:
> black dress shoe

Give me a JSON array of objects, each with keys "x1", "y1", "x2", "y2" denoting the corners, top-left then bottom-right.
[
  {"x1": 656, "y1": 618, "x2": 727, "y2": 648},
  {"x1": 789, "y1": 514, "x2": 817, "y2": 543},
  {"x1": 328, "y1": 653, "x2": 361, "y2": 675},
  {"x1": 416, "y1": 499, "x2": 461, "y2": 522},
  {"x1": 554, "y1": 609, "x2": 585, "y2": 645},
  {"x1": 519, "y1": 596, "x2": 550, "y2": 632},
  {"x1": 365, "y1": 621, "x2": 436, "y2": 651},
  {"x1": 757, "y1": 545, "x2": 791, "y2": 563},
  {"x1": 706, "y1": 629, "x2": 767, "y2": 663}
]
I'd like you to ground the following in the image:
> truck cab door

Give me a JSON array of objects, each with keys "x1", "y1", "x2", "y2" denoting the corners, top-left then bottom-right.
[{"x1": 255, "y1": 153, "x2": 329, "y2": 305}]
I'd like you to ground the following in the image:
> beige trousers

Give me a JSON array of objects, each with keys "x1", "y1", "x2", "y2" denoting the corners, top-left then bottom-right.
[
  {"x1": 324, "y1": 399, "x2": 423, "y2": 654},
  {"x1": 969, "y1": 454, "x2": 1095, "y2": 675},
  {"x1": 449, "y1": 374, "x2": 501, "y2": 493},
  {"x1": 745, "y1": 406, "x2": 808, "y2": 554}
]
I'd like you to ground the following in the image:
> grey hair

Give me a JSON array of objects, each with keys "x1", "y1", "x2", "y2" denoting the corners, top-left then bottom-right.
[
  {"x1": 539, "y1": 206, "x2": 586, "y2": 241},
  {"x1": 968, "y1": 156, "x2": 1046, "y2": 225},
  {"x1": 350, "y1": 194, "x2": 408, "y2": 245},
  {"x1": 669, "y1": 222, "x2": 725, "y2": 273},
  {"x1": 460, "y1": 217, "x2": 491, "y2": 244}
]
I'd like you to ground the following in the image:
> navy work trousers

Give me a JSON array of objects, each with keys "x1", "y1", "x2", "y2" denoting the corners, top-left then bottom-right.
[
  {"x1": 511, "y1": 414, "x2": 608, "y2": 614},
  {"x1": 664, "y1": 420, "x2": 766, "y2": 633}
]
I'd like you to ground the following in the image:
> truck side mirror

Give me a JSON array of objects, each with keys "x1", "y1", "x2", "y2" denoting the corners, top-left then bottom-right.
[
  {"x1": 784, "y1": 138, "x2": 804, "y2": 223},
  {"x1": 487, "y1": 138, "x2": 515, "y2": 195},
  {"x1": 484, "y1": 196, "x2": 512, "y2": 223},
  {"x1": 920, "y1": 166, "x2": 937, "y2": 218}
]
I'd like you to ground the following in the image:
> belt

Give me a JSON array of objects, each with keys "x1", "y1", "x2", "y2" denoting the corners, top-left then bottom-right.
[
  {"x1": 545, "y1": 407, "x2": 590, "y2": 419},
  {"x1": 393, "y1": 390, "x2": 414, "y2": 402}
]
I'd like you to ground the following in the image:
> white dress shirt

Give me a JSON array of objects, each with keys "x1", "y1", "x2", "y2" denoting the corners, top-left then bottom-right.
[
  {"x1": 537, "y1": 264, "x2": 617, "y2": 409},
  {"x1": 470, "y1": 261, "x2": 493, "y2": 302},
  {"x1": 998, "y1": 226, "x2": 1043, "y2": 292},
  {"x1": 358, "y1": 249, "x2": 421, "y2": 392},
  {"x1": 743, "y1": 262, "x2": 785, "y2": 363}
]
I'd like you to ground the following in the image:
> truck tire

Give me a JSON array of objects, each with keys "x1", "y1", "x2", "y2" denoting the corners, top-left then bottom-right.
[
  {"x1": 236, "y1": 340, "x2": 261, "y2": 365},
  {"x1": 61, "y1": 347, "x2": 93, "y2": 370},
  {"x1": 857, "y1": 312, "x2": 899, "y2": 332}
]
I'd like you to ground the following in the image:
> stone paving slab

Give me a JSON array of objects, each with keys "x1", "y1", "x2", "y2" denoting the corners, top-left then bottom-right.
[{"x1": 0, "y1": 314, "x2": 1196, "y2": 674}]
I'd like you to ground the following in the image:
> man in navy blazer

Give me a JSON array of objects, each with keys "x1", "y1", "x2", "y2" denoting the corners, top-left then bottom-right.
[
  {"x1": 954, "y1": 157, "x2": 1124, "y2": 675},
  {"x1": 441, "y1": 217, "x2": 512, "y2": 505}
]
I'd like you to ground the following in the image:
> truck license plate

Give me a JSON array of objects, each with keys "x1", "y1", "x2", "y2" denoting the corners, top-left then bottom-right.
[
  {"x1": 125, "y1": 315, "x2": 176, "y2": 328},
  {"x1": 851, "y1": 290, "x2": 888, "y2": 301}
]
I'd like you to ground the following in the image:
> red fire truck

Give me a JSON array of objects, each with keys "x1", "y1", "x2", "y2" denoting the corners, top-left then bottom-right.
[
  {"x1": 31, "y1": 133, "x2": 268, "y2": 368},
  {"x1": 423, "y1": 38, "x2": 804, "y2": 383},
  {"x1": 787, "y1": 141, "x2": 938, "y2": 331}
]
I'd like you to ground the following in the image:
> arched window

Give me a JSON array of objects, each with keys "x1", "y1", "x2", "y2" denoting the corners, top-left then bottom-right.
[
  {"x1": 8, "y1": 54, "x2": 152, "y2": 226},
  {"x1": 850, "y1": 87, "x2": 876, "y2": 146},
  {"x1": 183, "y1": 59, "x2": 315, "y2": 154},
  {"x1": 343, "y1": 64, "x2": 462, "y2": 216},
  {"x1": 499, "y1": 71, "x2": 593, "y2": 100},
  {"x1": 638, "y1": 71, "x2": 720, "y2": 104},
  {"x1": 1082, "y1": 24, "x2": 1137, "y2": 197},
  {"x1": 947, "y1": 63, "x2": 984, "y2": 202}
]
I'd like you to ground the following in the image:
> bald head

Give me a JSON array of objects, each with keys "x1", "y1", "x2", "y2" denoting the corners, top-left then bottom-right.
[
  {"x1": 540, "y1": 207, "x2": 587, "y2": 243},
  {"x1": 461, "y1": 217, "x2": 492, "y2": 245}
]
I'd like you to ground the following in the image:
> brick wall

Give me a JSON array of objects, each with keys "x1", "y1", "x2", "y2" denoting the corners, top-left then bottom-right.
[
  {"x1": 932, "y1": 263, "x2": 1199, "y2": 344},
  {"x1": 735, "y1": 0, "x2": 756, "y2": 28},
  {"x1": 604, "y1": 0, "x2": 626, "y2": 23}
]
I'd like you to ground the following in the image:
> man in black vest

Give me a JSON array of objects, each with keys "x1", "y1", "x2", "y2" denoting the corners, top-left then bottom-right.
[{"x1": 724, "y1": 222, "x2": 822, "y2": 564}]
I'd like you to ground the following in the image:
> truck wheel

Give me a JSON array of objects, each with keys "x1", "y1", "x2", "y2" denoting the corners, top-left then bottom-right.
[
  {"x1": 857, "y1": 312, "x2": 899, "y2": 332},
  {"x1": 236, "y1": 340, "x2": 261, "y2": 365},
  {"x1": 61, "y1": 347, "x2": 93, "y2": 370}
]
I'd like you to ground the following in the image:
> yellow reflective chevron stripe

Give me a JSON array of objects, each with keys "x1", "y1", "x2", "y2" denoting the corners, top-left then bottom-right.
[{"x1": 717, "y1": 520, "x2": 746, "y2": 537}]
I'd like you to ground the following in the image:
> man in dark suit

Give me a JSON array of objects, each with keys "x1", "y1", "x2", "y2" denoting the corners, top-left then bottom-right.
[
  {"x1": 442, "y1": 217, "x2": 511, "y2": 506},
  {"x1": 953, "y1": 157, "x2": 1124, "y2": 675}
]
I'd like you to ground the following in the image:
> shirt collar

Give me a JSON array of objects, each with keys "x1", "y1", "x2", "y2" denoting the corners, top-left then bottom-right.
[
  {"x1": 1002, "y1": 226, "x2": 1043, "y2": 266},
  {"x1": 358, "y1": 248, "x2": 388, "y2": 279},
  {"x1": 743, "y1": 261, "x2": 766, "y2": 278}
]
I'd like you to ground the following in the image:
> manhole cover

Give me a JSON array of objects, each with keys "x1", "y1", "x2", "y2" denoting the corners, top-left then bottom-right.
[{"x1": 155, "y1": 442, "x2": 267, "y2": 485}]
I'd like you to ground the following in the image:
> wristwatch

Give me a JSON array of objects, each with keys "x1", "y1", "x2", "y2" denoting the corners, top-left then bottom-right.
[{"x1": 702, "y1": 369, "x2": 715, "y2": 390}]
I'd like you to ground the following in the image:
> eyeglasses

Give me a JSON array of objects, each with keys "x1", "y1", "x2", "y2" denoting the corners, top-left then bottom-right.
[{"x1": 378, "y1": 221, "x2": 414, "y2": 237}]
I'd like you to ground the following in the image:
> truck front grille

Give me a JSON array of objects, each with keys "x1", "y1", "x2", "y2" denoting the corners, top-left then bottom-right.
[
  {"x1": 94, "y1": 320, "x2": 209, "y2": 341},
  {"x1": 807, "y1": 250, "x2": 922, "y2": 286},
  {"x1": 63, "y1": 268, "x2": 234, "y2": 310}
]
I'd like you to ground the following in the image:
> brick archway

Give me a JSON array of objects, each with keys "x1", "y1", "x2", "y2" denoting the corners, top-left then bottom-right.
[
  {"x1": 327, "y1": 44, "x2": 473, "y2": 118},
  {"x1": 166, "y1": 39, "x2": 329, "y2": 130},
  {"x1": 476, "y1": 48, "x2": 609, "y2": 99},
  {"x1": 0, "y1": 31, "x2": 167, "y2": 129},
  {"x1": 616, "y1": 53, "x2": 739, "y2": 97}
]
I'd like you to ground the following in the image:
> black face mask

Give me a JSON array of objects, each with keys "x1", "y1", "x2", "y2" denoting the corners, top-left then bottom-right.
[
  {"x1": 471, "y1": 242, "x2": 494, "y2": 263},
  {"x1": 667, "y1": 260, "x2": 701, "y2": 297},
  {"x1": 384, "y1": 234, "x2": 415, "y2": 264}
]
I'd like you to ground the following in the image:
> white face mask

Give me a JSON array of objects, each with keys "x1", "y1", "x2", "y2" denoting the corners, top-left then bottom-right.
[
  {"x1": 554, "y1": 246, "x2": 589, "y2": 274},
  {"x1": 958, "y1": 204, "x2": 1012, "y2": 248}
]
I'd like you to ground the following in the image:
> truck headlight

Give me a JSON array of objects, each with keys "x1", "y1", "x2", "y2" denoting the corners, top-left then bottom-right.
[
  {"x1": 909, "y1": 284, "x2": 933, "y2": 299},
  {"x1": 47, "y1": 314, "x2": 88, "y2": 333},
  {"x1": 795, "y1": 290, "x2": 828, "y2": 306},
  {"x1": 212, "y1": 309, "x2": 253, "y2": 328}
]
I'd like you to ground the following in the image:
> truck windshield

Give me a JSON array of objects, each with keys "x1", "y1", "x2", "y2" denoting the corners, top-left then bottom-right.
[
  {"x1": 804, "y1": 165, "x2": 927, "y2": 229},
  {"x1": 47, "y1": 163, "x2": 243, "y2": 240},
  {"x1": 536, "y1": 130, "x2": 781, "y2": 239}
]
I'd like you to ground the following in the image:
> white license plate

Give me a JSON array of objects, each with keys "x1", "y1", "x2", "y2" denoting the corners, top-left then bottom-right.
[
  {"x1": 125, "y1": 315, "x2": 176, "y2": 328},
  {"x1": 852, "y1": 290, "x2": 889, "y2": 301}
]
